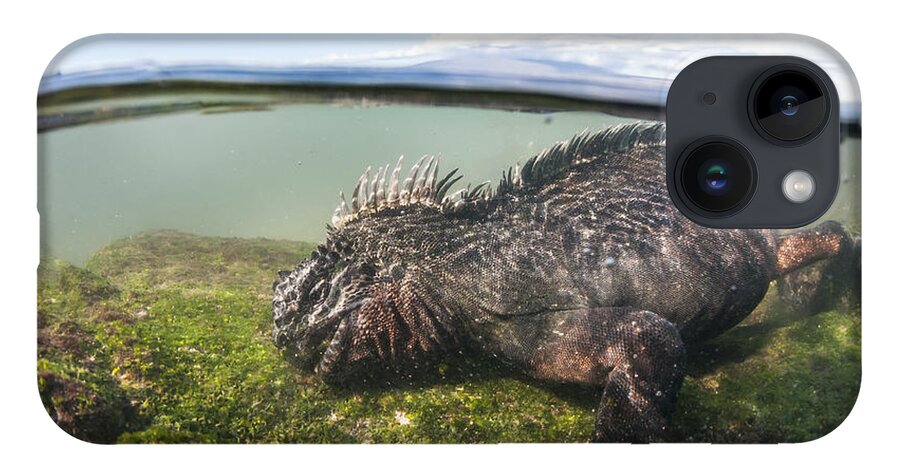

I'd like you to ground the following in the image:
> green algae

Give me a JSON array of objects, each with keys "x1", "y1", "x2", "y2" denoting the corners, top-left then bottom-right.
[{"x1": 37, "y1": 230, "x2": 860, "y2": 443}]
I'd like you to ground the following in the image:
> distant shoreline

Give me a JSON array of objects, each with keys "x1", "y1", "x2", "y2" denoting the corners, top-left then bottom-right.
[
  {"x1": 37, "y1": 81, "x2": 862, "y2": 137},
  {"x1": 38, "y1": 80, "x2": 664, "y2": 132}
]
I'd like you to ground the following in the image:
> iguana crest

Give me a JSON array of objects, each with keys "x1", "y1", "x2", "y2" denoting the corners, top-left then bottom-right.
[{"x1": 330, "y1": 121, "x2": 666, "y2": 230}]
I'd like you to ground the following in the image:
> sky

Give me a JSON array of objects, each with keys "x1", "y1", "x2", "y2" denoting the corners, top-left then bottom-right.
[{"x1": 42, "y1": 35, "x2": 861, "y2": 119}]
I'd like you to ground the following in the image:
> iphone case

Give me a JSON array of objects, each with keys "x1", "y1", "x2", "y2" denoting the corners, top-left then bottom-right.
[{"x1": 37, "y1": 35, "x2": 860, "y2": 443}]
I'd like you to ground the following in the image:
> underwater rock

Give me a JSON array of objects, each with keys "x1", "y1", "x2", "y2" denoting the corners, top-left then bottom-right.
[
  {"x1": 34, "y1": 226, "x2": 859, "y2": 443},
  {"x1": 38, "y1": 370, "x2": 134, "y2": 444}
]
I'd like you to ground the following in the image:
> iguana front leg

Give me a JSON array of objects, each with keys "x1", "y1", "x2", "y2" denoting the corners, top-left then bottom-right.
[{"x1": 489, "y1": 307, "x2": 686, "y2": 442}]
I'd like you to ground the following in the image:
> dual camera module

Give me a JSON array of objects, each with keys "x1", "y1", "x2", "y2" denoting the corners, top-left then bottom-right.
[{"x1": 667, "y1": 57, "x2": 840, "y2": 228}]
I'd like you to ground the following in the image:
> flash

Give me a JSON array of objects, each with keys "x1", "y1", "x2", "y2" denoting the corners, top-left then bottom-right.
[{"x1": 782, "y1": 170, "x2": 816, "y2": 203}]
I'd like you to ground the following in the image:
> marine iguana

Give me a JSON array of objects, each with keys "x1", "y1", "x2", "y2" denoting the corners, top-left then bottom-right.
[{"x1": 272, "y1": 121, "x2": 853, "y2": 442}]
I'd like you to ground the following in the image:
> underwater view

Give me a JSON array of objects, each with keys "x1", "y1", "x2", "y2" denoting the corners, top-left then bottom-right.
[{"x1": 37, "y1": 36, "x2": 861, "y2": 444}]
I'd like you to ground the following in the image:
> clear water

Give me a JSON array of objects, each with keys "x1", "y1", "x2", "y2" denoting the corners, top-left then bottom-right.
[
  {"x1": 39, "y1": 95, "x2": 632, "y2": 264},
  {"x1": 38, "y1": 93, "x2": 860, "y2": 265}
]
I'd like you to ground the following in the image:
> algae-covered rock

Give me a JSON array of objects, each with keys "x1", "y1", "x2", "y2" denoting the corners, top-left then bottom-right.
[
  {"x1": 37, "y1": 230, "x2": 861, "y2": 443},
  {"x1": 85, "y1": 229, "x2": 314, "y2": 293},
  {"x1": 672, "y1": 303, "x2": 861, "y2": 442},
  {"x1": 37, "y1": 259, "x2": 138, "y2": 443},
  {"x1": 37, "y1": 368, "x2": 133, "y2": 443}
]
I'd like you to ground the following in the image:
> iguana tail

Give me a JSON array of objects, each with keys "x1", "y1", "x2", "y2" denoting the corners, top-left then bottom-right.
[{"x1": 775, "y1": 220, "x2": 855, "y2": 277}]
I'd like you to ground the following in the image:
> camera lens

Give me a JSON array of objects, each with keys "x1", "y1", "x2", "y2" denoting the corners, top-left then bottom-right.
[
  {"x1": 677, "y1": 140, "x2": 756, "y2": 215},
  {"x1": 751, "y1": 67, "x2": 829, "y2": 143},
  {"x1": 698, "y1": 159, "x2": 733, "y2": 196},
  {"x1": 780, "y1": 95, "x2": 799, "y2": 116}
]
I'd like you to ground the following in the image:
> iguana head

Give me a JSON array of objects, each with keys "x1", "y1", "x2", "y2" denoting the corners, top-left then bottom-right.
[
  {"x1": 272, "y1": 238, "x2": 377, "y2": 368},
  {"x1": 273, "y1": 154, "x2": 467, "y2": 369}
]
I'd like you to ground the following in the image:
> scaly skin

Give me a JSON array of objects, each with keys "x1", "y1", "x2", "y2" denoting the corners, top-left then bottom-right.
[{"x1": 272, "y1": 121, "x2": 853, "y2": 442}]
